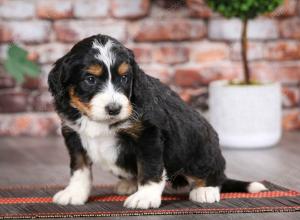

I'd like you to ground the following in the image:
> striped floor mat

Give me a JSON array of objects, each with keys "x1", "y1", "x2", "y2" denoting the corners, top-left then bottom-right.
[{"x1": 0, "y1": 181, "x2": 299, "y2": 219}]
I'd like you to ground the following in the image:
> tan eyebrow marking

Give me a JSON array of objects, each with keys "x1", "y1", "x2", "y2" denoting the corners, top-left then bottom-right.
[
  {"x1": 86, "y1": 64, "x2": 102, "y2": 76},
  {"x1": 118, "y1": 62, "x2": 129, "y2": 76}
]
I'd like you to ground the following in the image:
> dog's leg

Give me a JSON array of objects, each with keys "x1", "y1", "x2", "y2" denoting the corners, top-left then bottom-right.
[
  {"x1": 53, "y1": 126, "x2": 92, "y2": 205},
  {"x1": 124, "y1": 124, "x2": 166, "y2": 209},
  {"x1": 188, "y1": 177, "x2": 220, "y2": 203},
  {"x1": 115, "y1": 178, "x2": 137, "y2": 195}
]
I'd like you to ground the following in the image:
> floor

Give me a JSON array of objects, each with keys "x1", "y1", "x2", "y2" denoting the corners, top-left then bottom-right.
[{"x1": 0, "y1": 132, "x2": 299, "y2": 219}]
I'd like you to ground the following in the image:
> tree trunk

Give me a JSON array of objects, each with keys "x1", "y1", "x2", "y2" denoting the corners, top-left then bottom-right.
[{"x1": 241, "y1": 19, "x2": 250, "y2": 84}]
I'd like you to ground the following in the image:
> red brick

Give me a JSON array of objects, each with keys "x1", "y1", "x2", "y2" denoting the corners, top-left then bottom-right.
[
  {"x1": 132, "y1": 19, "x2": 206, "y2": 42},
  {"x1": 0, "y1": 113, "x2": 60, "y2": 136},
  {"x1": 186, "y1": 0, "x2": 213, "y2": 18},
  {"x1": 265, "y1": 41, "x2": 300, "y2": 61},
  {"x1": 112, "y1": 0, "x2": 150, "y2": 19},
  {"x1": 37, "y1": 0, "x2": 73, "y2": 19},
  {"x1": 153, "y1": 46, "x2": 189, "y2": 65},
  {"x1": 30, "y1": 91, "x2": 55, "y2": 112},
  {"x1": 74, "y1": 0, "x2": 109, "y2": 18},
  {"x1": 0, "y1": 67, "x2": 15, "y2": 89},
  {"x1": 191, "y1": 41, "x2": 229, "y2": 62},
  {"x1": 231, "y1": 42, "x2": 264, "y2": 61},
  {"x1": 140, "y1": 64, "x2": 172, "y2": 84},
  {"x1": 54, "y1": 21, "x2": 127, "y2": 43},
  {"x1": 251, "y1": 62, "x2": 300, "y2": 83},
  {"x1": 269, "y1": 0, "x2": 297, "y2": 17},
  {"x1": 39, "y1": 65, "x2": 53, "y2": 89},
  {"x1": 282, "y1": 109, "x2": 300, "y2": 130},
  {"x1": 0, "y1": 91, "x2": 30, "y2": 113},
  {"x1": 209, "y1": 19, "x2": 278, "y2": 40},
  {"x1": 0, "y1": 21, "x2": 51, "y2": 43},
  {"x1": 25, "y1": 43, "x2": 72, "y2": 64},
  {"x1": 22, "y1": 77, "x2": 41, "y2": 90},
  {"x1": 130, "y1": 45, "x2": 152, "y2": 63},
  {"x1": 0, "y1": 0, "x2": 35, "y2": 19},
  {"x1": 282, "y1": 86, "x2": 300, "y2": 108},
  {"x1": 178, "y1": 87, "x2": 207, "y2": 103},
  {"x1": 280, "y1": 18, "x2": 300, "y2": 39},
  {"x1": 175, "y1": 63, "x2": 242, "y2": 87}
]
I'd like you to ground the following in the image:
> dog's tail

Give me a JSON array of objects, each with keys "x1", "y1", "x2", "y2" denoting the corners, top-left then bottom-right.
[{"x1": 221, "y1": 178, "x2": 268, "y2": 193}]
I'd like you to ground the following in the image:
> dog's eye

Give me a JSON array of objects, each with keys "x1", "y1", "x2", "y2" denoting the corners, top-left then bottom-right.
[
  {"x1": 120, "y1": 75, "x2": 128, "y2": 84},
  {"x1": 85, "y1": 76, "x2": 96, "y2": 85}
]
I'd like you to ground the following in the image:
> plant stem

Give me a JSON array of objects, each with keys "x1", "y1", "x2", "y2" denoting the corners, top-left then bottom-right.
[{"x1": 241, "y1": 18, "x2": 250, "y2": 84}]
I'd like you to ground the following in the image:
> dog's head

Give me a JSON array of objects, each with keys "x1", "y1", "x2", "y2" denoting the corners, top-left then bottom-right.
[{"x1": 48, "y1": 35, "x2": 136, "y2": 123}]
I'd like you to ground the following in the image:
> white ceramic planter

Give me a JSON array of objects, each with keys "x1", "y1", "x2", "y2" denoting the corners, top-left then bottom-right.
[{"x1": 209, "y1": 80, "x2": 282, "y2": 148}]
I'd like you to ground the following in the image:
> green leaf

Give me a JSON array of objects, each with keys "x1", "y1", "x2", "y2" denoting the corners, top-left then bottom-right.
[
  {"x1": 4, "y1": 59, "x2": 24, "y2": 83},
  {"x1": 7, "y1": 44, "x2": 27, "y2": 61},
  {"x1": 4, "y1": 44, "x2": 41, "y2": 83}
]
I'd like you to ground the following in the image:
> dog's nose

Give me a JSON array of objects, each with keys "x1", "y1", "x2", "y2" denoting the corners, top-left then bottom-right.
[{"x1": 105, "y1": 103, "x2": 122, "y2": 116}]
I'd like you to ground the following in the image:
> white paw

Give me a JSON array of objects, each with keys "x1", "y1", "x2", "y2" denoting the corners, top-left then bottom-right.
[
  {"x1": 124, "y1": 191, "x2": 161, "y2": 209},
  {"x1": 189, "y1": 186, "x2": 220, "y2": 203},
  {"x1": 248, "y1": 182, "x2": 268, "y2": 193},
  {"x1": 115, "y1": 179, "x2": 137, "y2": 195},
  {"x1": 53, "y1": 187, "x2": 89, "y2": 205}
]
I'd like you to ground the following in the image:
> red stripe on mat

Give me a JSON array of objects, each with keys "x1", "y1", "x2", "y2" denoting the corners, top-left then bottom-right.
[
  {"x1": 0, "y1": 191, "x2": 299, "y2": 205},
  {"x1": 1, "y1": 206, "x2": 300, "y2": 218}
]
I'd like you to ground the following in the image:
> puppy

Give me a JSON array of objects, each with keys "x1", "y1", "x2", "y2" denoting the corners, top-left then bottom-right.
[{"x1": 48, "y1": 34, "x2": 267, "y2": 209}]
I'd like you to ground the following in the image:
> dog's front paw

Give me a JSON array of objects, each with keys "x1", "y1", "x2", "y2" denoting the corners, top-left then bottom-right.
[
  {"x1": 124, "y1": 191, "x2": 161, "y2": 209},
  {"x1": 53, "y1": 187, "x2": 89, "y2": 205},
  {"x1": 115, "y1": 179, "x2": 137, "y2": 195},
  {"x1": 189, "y1": 186, "x2": 220, "y2": 203}
]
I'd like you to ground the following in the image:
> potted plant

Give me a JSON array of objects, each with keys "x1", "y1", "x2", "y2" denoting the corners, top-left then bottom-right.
[{"x1": 207, "y1": 0, "x2": 283, "y2": 148}]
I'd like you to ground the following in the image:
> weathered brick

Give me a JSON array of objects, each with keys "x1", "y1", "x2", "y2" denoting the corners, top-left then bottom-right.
[
  {"x1": 280, "y1": 18, "x2": 300, "y2": 39},
  {"x1": 0, "y1": 67, "x2": 15, "y2": 89},
  {"x1": 129, "y1": 45, "x2": 152, "y2": 63},
  {"x1": 265, "y1": 41, "x2": 300, "y2": 60},
  {"x1": 0, "y1": 21, "x2": 51, "y2": 43},
  {"x1": 174, "y1": 63, "x2": 242, "y2": 87},
  {"x1": 282, "y1": 86, "x2": 300, "y2": 108},
  {"x1": 0, "y1": 91, "x2": 29, "y2": 113},
  {"x1": 30, "y1": 91, "x2": 55, "y2": 112},
  {"x1": 153, "y1": 45, "x2": 189, "y2": 65},
  {"x1": 74, "y1": 0, "x2": 109, "y2": 18},
  {"x1": 140, "y1": 64, "x2": 171, "y2": 84},
  {"x1": 54, "y1": 20, "x2": 127, "y2": 43},
  {"x1": 251, "y1": 62, "x2": 300, "y2": 83},
  {"x1": 22, "y1": 77, "x2": 41, "y2": 90},
  {"x1": 132, "y1": 20, "x2": 206, "y2": 42},
  {"x1": 209, "y1": 19, "x2": 278, "y2": 40},
  {"x1": 178, "y1": 87, "x2": 207, "y2": 104},
  {"x1": 112, "y1": 0, "x2": 150, "y2": 19},
  {"x1": 0, "y1": 0, "x2": 35, "y2": 19},
  {"x1": 282, "y1": 109, "x2": 300, "y2": 130},
  {"x1": 269, "y1": 0, "x2": 297, "y2": 17},
  {"x1": 231, "y1": 41, "x2": 264, "y2": 61},
  {"x1": 40, "y1": 64, "x2": 52, "y2": 89},
  {"x1": 0, "y1": 113, "x2": 60, "y2": 136},
  {"x1": 190, "y1": 41, "x2": 229, "y2": 62},
  {"x1": 25, "y1": 43, "x2": 71, "y2": 64},
  {"x1": 37, "y1": 0, "x2": 73, "y2": 19},
  {"x1": 186, "y1": 0, "x2": 213, "y2": 18}
]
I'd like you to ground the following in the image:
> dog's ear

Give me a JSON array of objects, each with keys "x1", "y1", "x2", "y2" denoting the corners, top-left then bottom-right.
[{"x1": 48, "y1": 55, "x2": 71, "y2": 103}]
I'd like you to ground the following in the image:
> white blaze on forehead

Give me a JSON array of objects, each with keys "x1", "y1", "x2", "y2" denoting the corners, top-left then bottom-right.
[{"x1": 92, "y1": 39, "x2": 115, "y2": 79}]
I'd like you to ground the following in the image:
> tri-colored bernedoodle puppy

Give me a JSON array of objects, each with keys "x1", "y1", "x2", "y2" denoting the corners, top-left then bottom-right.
[{"x1": 48, "y1": 34, "x2": 267, "y2": 209}]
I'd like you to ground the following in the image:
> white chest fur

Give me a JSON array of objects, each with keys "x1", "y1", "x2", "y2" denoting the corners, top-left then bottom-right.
[{"x1": 66, "y1": 116, "x2": 132, "y2": 178}]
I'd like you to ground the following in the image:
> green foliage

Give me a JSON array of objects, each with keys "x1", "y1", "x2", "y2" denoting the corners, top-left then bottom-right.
[
  {"x1": 206, "y1": 0, "x2": 283, "y2": 20},
  {"x1": 4, "y1": 44, "x2": 40, "y2": 83}
]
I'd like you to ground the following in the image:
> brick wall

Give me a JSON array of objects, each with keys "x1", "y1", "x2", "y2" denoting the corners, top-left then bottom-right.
[{"x1": 0, "y1": 0, "x2": 300, "y2": 136}]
